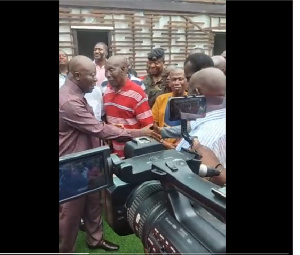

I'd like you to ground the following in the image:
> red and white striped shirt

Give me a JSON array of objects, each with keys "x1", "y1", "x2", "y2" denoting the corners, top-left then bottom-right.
[{"x1": 103, "y1": 79, "x2": 153, "y2": 157}]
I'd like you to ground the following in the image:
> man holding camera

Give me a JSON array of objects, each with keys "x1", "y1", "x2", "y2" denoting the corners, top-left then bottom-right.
[
  {"x1": 155, "y1": 67, "x2": 226, "y2": 186},
  {"x1": 59, "y1": 55, "x2": 160, "y2": 253},
  {"x1": 177, "y1": 67, "x2": 226, "y2": 185}
]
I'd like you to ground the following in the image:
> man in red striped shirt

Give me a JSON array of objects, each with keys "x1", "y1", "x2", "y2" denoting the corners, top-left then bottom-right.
[{"x1": 103, "y1": 56, "x2": 154, "y2": 158}]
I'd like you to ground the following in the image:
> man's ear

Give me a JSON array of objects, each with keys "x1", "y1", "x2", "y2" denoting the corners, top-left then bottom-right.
[{"x1": 74, "y1": 71, "x2": 80, "y2": 81}]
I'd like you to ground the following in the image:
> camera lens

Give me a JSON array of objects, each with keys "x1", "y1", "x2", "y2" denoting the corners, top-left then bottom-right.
[{"x1": 126, "y1": 181, "x2": 168, "y2": 245}]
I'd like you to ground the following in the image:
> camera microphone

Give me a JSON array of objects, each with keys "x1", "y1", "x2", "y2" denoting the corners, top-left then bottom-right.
[{"x1": 198, "y1": 164, "x2": 221, "y2": 177}]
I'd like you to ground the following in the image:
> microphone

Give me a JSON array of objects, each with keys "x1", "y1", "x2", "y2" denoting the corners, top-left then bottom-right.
[{"x1": 198, "y1": 164, "x2": 221, "y2": 177}]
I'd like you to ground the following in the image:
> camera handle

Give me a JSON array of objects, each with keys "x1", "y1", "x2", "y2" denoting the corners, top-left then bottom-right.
[{"x1": 181, "y1": 119, "x2": 197, "y2": 146}]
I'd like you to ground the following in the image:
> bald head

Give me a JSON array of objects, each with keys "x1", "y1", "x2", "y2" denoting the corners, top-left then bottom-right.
[
  {"x1": 169, "y1": 67, "x2": 184, "y2": 77},
  {"x1": 67, "y1": 55, "x2": 97, "y2": 93},
  {"x1": 165, "y1": 65, "x2": 177, "y2": 73},
  {"x1": 107, "y1": 55, "x2": 128, "y2": 69},
  {"x1": 105, "y1": 56, "x2": 128, "y2": 89},
  {"x1": 212, "y1": 56, "x2": 226, "y2": 74},
  {"x1": 69, "y1": 55, "x2": 94, "y2": 73},
  {"x1": 188, "y1": 67, "x2": 226, "y2": 98}
]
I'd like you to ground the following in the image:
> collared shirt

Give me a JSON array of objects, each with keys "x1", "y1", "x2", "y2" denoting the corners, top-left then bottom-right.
[
  {"x1": 59, "y1": 72, "x2": 67, "y2": 88},
  {"x1": 93, "y1": 60, "x2": 106, "y2": 87},
  {"x1": 103, "y1": 79, "x2": 153, "y2": 158},
  {"x1": 84, "y1": 86, "x2": 103, "y2": 121},
  {"x1": 59, "y1": 79, "x2": 142, "y2": 157},
  {"x1": 100, "y1": 73, "x2": 146, "y2": 94},
  {"x1": 175, "y1": 108, "x2": 226, "y2": 167}
]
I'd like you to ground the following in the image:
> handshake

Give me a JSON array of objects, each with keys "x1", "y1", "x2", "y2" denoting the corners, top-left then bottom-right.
[
  {"x1": 112, "y1": 123, "x2": 226, "y2": 186},
  {"x1": 111, "y1": 123, "x2": 162, "y2": 142}
]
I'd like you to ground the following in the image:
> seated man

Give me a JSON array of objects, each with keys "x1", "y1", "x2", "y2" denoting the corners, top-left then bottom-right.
[{"x1": 152, "y1": 68, "x2": 187, "y2": 149}]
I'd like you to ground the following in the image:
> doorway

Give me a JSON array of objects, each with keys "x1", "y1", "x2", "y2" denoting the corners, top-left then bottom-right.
[
  {"x1": 72, "y1": 28, "x2": 112, "y2": 60},
  {"x1": 213, "y1": 32, "x2": 226, "y2": 55}
]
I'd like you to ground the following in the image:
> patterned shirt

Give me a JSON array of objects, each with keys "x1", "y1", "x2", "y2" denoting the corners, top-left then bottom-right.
[
  {"x1": 103, "y1": 79, "x2": 153, "y2": 157},
  {"x1": 175, "y1": 108, "x2": 226, "y2": 167},
  {"x1": 100, "y1": 73, "x2": 145, "y2": 94}
]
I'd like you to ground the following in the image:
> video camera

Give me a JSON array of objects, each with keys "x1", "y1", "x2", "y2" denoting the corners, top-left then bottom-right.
[{"x1": 59, "y1": 95, "x2": 226, "y2": 254}]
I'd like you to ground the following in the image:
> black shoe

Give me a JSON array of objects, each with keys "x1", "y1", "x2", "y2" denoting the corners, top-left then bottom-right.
[
  {"x1": 79, "y1": 221, "x2": 85, "y2": 232},
  {"x1": 87, "y1": 239, "x2": 120, "y2": 251}
]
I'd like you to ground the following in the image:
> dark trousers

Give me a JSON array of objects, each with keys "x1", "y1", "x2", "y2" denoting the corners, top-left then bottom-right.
[{"x1": 59, "y1": 192, "x2": 103, "y2": 253}]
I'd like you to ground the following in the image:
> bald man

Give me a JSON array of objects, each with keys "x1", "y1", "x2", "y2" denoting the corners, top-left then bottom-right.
[
  {"x1": 176, "y1": 67, "x2": 226, "y2": 185},
  {"x1": 59, "y1": 55, "x2": 160, "y2": 253},
  {"x1": 103, "y1": 55, "x2": 154, "y2": 158},
  {"x1": 212, "y1": 55, "x2": 226, "y2": 75}
]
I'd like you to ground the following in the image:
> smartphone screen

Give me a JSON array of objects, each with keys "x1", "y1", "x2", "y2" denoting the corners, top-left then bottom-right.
[{"x1": 169, "y1": 96, "x2": 206, "y2": 121}]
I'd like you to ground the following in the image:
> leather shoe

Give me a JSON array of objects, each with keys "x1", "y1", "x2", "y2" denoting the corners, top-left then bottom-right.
[
  {"x1": 87, "y1": 239, "x2": 119, "y2": 251},
  {"x1": 79, "y1": 221, "x2": 85, "y2": 232}
]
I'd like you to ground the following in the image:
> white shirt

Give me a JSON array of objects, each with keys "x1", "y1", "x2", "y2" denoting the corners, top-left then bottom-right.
[
  {"x1": 84, "y1": 86, "x2": 103, "y2": 121},
  {"x1": 176, "y1": 108, "x2": 226, "y2": 167},
  {"x1": 59, "y1": 73, "x2": 67, "y2": 88}
]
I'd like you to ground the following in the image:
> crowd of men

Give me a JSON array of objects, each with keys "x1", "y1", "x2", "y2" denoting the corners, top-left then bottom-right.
[{"x1": 59, "y1": 43, "x2": 226, "y2": 253}]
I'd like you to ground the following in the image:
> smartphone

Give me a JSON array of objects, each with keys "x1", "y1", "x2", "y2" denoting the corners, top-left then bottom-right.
[
  {"x1": 168, "y1": 95, "x2": 206, "y2": 121},
  {"x1": 211, "y1": 186, "x2": 226, "y2": 200}
]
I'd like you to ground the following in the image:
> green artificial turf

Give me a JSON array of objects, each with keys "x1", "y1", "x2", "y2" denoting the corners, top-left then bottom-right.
[{"x1": 75, "y1": 220, "x2": 144, "y2": 254}]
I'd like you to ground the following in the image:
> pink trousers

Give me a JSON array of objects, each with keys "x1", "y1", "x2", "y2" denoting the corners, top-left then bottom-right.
[{"x1": 59, "y1": 192, "x2": 103, "y2": 253}]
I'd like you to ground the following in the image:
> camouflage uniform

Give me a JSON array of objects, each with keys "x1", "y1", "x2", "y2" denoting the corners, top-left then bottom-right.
[{"x1": 143, "y1": 74, "x2": 165, "y2": 108}]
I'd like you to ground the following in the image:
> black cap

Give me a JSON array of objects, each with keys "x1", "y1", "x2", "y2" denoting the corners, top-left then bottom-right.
[{"x1": 148, "y1": 48, "x2": 165, "y2": 61}]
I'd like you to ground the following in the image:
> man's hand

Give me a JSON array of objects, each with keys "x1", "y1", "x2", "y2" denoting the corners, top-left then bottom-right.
[
  {"x1": 191, "y1": 138, "x2": 226, "y2": 186},
  {"x1": 152, "y1": 122, "x2": 162, "y2": 136},
  {"x1": 162, "y1": 140, "x2": 176, "y2": 149},
  {"x1": 191, "y1": 138, "x2": 220, "y2": 167},
  {"x1": 210, "y1": 169, "x2": 226, "y2": 186},
  {"x1": 112, "y1": 123, "x2": 125, "y2": 129},
  {"x1": 140, "y1": 126, "x2": 162, "y2": 141}
]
